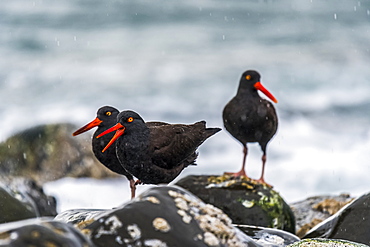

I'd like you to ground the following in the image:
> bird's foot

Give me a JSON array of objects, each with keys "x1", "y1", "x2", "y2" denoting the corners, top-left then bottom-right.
[
  {"x1": 224, "y1": 170, "x2": 248, "y2": 179},
  {"x1": 134, "y1": 180, "x2": 142, "y2": 186},
  {"x1": 255, "y1": 178, "x2": 273, "y2": 188}
]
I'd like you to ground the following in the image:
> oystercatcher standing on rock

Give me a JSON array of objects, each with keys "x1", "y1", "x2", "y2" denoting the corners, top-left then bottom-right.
[
  {"x1": 223, "y1": 70, "x2": 278, "y2": 186},
  {"x1": 97, "y1": 110, "x2": 221, "y2": 185}
]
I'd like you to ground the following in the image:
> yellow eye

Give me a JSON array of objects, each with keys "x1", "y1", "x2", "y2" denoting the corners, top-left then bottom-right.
[
  {"x1": 105, "y1": 111, "x2": 112, "y2": 116},
  {"x1": 127, "y1": 117, "x2": 134, "y2": 123},
  {"x1": 246, "y1": 75, "x2": 251, "y2": 80}
]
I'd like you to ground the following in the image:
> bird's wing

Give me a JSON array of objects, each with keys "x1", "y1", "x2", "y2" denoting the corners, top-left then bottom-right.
[{"x1": 148, "y1": 122, "x2": 207, "y2": 169}]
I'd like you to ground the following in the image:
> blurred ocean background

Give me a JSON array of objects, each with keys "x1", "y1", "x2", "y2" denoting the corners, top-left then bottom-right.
[{"x1": 1, "y1": 0, "x2": 370, "y2": 212}]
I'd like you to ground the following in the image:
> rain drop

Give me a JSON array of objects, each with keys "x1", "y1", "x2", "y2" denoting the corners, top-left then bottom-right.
[{"x1": 334, "y1": 13, "x2": 337, "y2": 20}]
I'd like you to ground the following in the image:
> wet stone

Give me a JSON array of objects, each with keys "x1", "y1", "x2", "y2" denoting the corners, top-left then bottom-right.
[
  {"x1": 236, "y1": 225, "x2": 300, "y2": 247},
  {"x1": 290, "y1": 194, "x2": 353, "y2": 238},
  {"x1": 73, "y1": 186, "x2": 259, "y2": 247},
  {"x1": 0, "y1": 218, "x2": 94, "y2": 247},
  {"x1": 175, "y1": 175, "x2": 296, "y2": 234},
  {"x1": 0, "y1": 123, "x2": 117, "y2": 183},
  {"x1": 303, "y1": 192, "x2": 370, "y2": 245},
  {"x1": 0, "y1": 178, "x2": 57, "y2": 224}
]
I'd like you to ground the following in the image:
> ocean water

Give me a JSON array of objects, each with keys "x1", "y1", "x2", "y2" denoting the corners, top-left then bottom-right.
[{"x1": 2, "y1": 0, "x2": 370, "y2": 210}]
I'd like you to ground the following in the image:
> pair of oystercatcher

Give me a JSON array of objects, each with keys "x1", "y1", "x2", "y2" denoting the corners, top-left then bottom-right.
[
  {"x1": 73, "y1": 107, "x2": 221, "y2": 198},
  {"x1": 73, "y1": 70, "x2": 278, "y2": 198}
]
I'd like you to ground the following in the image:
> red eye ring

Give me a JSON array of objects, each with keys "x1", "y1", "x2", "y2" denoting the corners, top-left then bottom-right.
[
  {"x1": 105, "y1": 111, "x2": 112, "y2": 116},
  {"x1": 127, "y1": 117, "x2": 134, "y2": 122},
  {"x1": 246, "y1": 75, "x2": 251, "y2": 80}
]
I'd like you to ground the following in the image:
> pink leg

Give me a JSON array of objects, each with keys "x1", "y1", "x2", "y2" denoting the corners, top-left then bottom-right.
[
  {"x1": 129, "y1": 179, "x2": 137, "y2": 199},
  {"x1": 225, "y1": 145, "x2": 249, "y2": 178},
  {"x1": 255, "y1": 154, "x2": 272, "y2": 187}
]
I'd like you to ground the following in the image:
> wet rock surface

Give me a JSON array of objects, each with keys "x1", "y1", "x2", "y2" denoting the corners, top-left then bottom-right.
[
  {"x1": 0, "y1": 124, "x2": 117, "y2": 183},
  {"x1": 236, "y1": 225, "x2": 300, "y2": 247},
  {"x1": 0, "y1": 218, "x2": 94, "y2": 247},
  {"x1": 175, "y1": 175, "x2": 296, "y2": 234},
  {"x1": 303, "y1": 192, "x2": 370, "y2": 245},
  {"x1": 290, "y1": 194, "x2": 353, "y2": 238},
  {"x1": 0, "y1": 178, "x2": 57, "y2": 224},
  {"x1": 76, "y1": 186, "x2": 258, "y2": 247}
]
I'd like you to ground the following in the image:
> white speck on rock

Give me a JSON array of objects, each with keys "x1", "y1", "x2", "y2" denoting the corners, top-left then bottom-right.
[
  {"x1": 115, "y1": 236, "x2": 124, "y2": 245},
  {"x1": 241, "y1": 200, "x2": 254, "y2": 208},
  {"x1": 126, "y1": 224, "x2": 141, "y2": 241},
  {"x1": 95, "y1": 215, "x2": 123, "y2": 238},
  {"x1": 144, "y1": 239, "x2": 168, "y2": 247}
]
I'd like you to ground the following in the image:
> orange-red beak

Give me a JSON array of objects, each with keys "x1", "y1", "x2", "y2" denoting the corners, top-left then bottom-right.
[
  {"x1": 96, "y1": 123, "x2": 126, "y2": 153},
  {"x1": 72, "y1": 117, "x2": 103, "y2": 136},
  {"x1": 254, "y1": 81, "x2": 278, "y2": 103}
]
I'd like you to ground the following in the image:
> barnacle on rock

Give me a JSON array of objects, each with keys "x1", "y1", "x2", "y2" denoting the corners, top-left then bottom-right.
[
  {"x1": 145, "y1": 196, "x2": 161, "y2": 204},
  {"x1": 153, "y1": 218, "x2": 171, "y2": 233},
  {"x1": 203, "y1": 232, "x2": 219, "y2": 246},
  {"x1": 177, "y1": 210, "x2": 192, "y2": 224}
]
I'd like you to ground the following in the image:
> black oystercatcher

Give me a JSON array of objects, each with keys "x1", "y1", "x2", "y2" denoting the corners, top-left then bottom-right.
[
  {"x1": 97, "y1": 110, "x2": 221, "y2": 185},
  {"x1": 72, "y1": 106, "x2": 137, "y2": 198},
  {"x1": 223, "y1": 70, "x2": 278, "y2": 186}
]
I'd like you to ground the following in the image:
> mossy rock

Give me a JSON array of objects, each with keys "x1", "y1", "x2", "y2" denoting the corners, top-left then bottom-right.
[
  {"x1": 176, "y1": 175, "x2": 296, "y2": 234},
  {"x1": 0, "y1": 123, "x2": 117, "y2": 183},
  {"x1": 287, "y1": 238, "x2": 368, "y2": 247}
]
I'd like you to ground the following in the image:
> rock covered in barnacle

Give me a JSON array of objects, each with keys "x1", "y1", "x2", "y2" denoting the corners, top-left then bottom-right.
[
  {"x1": 71, "y1": 186, "x2": 259, "y2": 247},
  {"x1": 176, "y1": 175, "x2": 295, "y2": 234}
]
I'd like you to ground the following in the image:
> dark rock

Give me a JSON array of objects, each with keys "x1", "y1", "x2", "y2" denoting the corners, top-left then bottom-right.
[
  {"x1": 290, "y1": 194, "x2": 353, "y2": 238},
  {"x1": 236, "y1": 225, "x2": 300, "y2": 246},
  {"x1": 287, "y1": 238, "x2": 368, "y2": 247},
  {"x1": 303, "y1": 192, "x2": 370, "y2": 245},
  {"x1": 58, "y1": 186, "x2": 260, "y2": 247},
  {"x1": 0, "y1": 184, "x2": 36, "y2": 223},
  {"x1": 0, "y1": 218, "x2": 94, "y2": 247},
  {"x1": 0, "y1": 123, "x2": 117, "y2": 183},
  {"x1": 0, "y1": 178, "x2": 57, "y2": 224},
  {"x1": 175, "y1": 175, "x2": 296, "y2": 234}
]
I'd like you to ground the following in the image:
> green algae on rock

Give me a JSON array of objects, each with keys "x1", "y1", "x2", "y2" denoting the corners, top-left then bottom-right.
[
  {"x1": 176, "y1": 175, "x2": 296, "y2": 233},
  {"x1": 287, "y1": 238, "x2": 369, "y2": 247}
]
